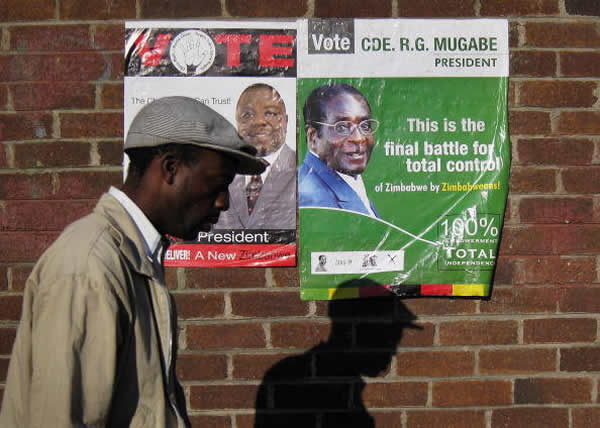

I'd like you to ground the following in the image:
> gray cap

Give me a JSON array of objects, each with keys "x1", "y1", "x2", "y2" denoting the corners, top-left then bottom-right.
[{"x1": 125, "y1": 96, "x2": 267, "y2": 175}]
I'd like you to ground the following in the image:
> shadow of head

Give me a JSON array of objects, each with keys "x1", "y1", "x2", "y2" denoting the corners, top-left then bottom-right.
[{"x1": 323, "y1": 279, "x2": 423, "y2": 377}]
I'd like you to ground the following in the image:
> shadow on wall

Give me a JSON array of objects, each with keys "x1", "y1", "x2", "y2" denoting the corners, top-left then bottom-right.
[{"x1": 254, "y1": 279, "x2": 422, "y2": 428}]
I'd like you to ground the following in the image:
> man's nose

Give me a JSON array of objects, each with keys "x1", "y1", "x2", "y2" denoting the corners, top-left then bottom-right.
[
  {"x1": 347, "y1": 124, "x2": 366, "y2": 141},
  {"x1": 215, "y1": 191, "x2": 230, "y2": 211}
]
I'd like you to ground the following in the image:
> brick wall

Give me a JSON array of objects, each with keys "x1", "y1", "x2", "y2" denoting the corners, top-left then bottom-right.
[{"x1": 1, "y1": 1, "x2": 599, "y2": 427}]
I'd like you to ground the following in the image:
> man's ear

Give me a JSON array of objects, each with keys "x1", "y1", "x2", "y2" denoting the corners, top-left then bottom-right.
[
  {"x1": 159, "y1": 153, "x2": 179, "y2": 185},
  {"x1": 306, "y1": 126, "x2": 318, "y2": 152}
]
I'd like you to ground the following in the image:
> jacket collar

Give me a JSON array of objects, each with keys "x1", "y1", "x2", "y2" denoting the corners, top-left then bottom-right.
[{"x1": 94, "y1": 193, "x2": 157, "y2": 278}]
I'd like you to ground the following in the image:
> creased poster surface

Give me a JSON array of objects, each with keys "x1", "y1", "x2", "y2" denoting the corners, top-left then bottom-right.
[
  {"x1": 124, "y1": 20, "x2": 297, "y2": 267},
  {"x1": 297, "y1": 19, "x2": 510, "y2": 299}
]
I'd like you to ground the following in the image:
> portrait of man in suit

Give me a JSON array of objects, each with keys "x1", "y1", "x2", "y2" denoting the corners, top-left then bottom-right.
[
  {"x1": 299, "y1": 83, "x2": 380, "y2": 217},
  {"x1": 214, "y1": 83, "x2": 296, "y2": 230}
]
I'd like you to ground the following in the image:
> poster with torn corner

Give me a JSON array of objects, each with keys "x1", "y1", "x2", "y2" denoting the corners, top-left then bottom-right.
[
  {"x1": 125, "y1": 20, "x2": 297, "y2": 267},
  {"x1": 297, "y1": 18, "x2": 510, "y2": 300}
]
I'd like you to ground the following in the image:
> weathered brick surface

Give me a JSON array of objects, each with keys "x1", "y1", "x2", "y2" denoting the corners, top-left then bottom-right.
[
  {"x1": 491, "y1": 407, "x2": 569, "y2": 428},
  {"x1": 228, "y1": 0, "x2": 307, "y2": 16},
  {"x1": 523, "y1": 318, "x2": 597, "y2": 343},
  {"x1": 433, "y1": 380, "x2": 512, "y2": 407},
  {"x1": 565, "y1": 0, "x2": 600, "y2": 16},
  {"x1": 60, "y1": 0, "x2": 135, "y2": 19},
  {"x1": 0, "y1": 113, "x2": 53, "y2": 141},
  {"x1": 518, "y1": 81, "x2": 597, "y2": 108},
  {"x1": 396, "y1": 0, "x2": 475, "y2": 17},
  {"x1": 314, "y1": 0, "x2": 392, "y2": 17},
  {"x1": 572, "y1": 408, "x2": 600, "y2": 428},
  {"x1": 140, "y1": 0, "x2": 221, "y2": 18},
  {"x1": 408, "y1": 410, "x2": 486, "y2": 428},
  {"x1": 517, "y1": 138, "x2": 594, "y2": 166},
  {"x1": 510, "y1": 50, "x2": 556, "y2": 76},
  {"x1": 231, "y1": 291, "x2": 309, "y2": 317},
  {"x1": 12, "y1": 141, "x2": 92, "y2": 168},
  {"x1": 1, "y1": 200, "x2": 94, "y2": 231},
  {"x1": 1, "y1": 0, "x2": 55, "y2": 21},
  {"x1": 480, "y1": 348, "x2": 556, "y2": 374},
  {"x1": 176, "y1": 353, "x2": 228, "y2": 381},
  {"x1": 480, "y1": 0, "x2": 560, "y2": 16},
  {"x1": 189, "y1": 384, "x2": 258, "y2": 410},
  {"x1": 515, "y1": 377, "x2": 592, "y2": 404},
  {"x1": 396, "y1": 350, "x2": 474, "y2": 377},
  {"x1": 561, "y1": 346, "x2": 600, "y2": 372},
  {"x1": 11, "y1": 82, "x2": 96, "y2": 111},
  {"x1": 480, "y1": 286, "x2": 563, "y2": 313},
  {"x1": 187, "y1": 323, "x2": 266, "y2": 350},
  {"x1": 560, "y1": 52, "x2": 600, "y2": 77},
  {"x1": 515, "y1": 256, "x2": 596, "y2": 284},
  {"x1": 362, "y1": 382, "x2": 428, "y2": 407},
  {"x1": 173, "y1": 292, "x2": 225, "y2": 319},
  {"x1": 508, "y1": 168, "x2": 557, "y2": 194},
  {"x1": 10, "y1": 25, "x2": 92, "y2": 51},
  {"x1": 519, "y1": 198, "x2": 593, "y2": 224},
  {"x1": 525, "y1": 22, "x2": 600, "y2": 47},
  {"x1": 439, "y1": 320, "x2": 518, "y2": 346}
]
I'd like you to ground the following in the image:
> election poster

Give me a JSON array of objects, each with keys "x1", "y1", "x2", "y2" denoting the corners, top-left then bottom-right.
[
  {"x1": 297, "y1": 19, "x2": 510, "y2": 299},
  {"x1": 124, "y1": 20, "x2": 297, "y2": 267}
]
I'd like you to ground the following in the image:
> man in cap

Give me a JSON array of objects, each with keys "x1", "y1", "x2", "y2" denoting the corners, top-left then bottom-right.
[
  {"x1": 215, "y1": 83, "x2": 296, "y2": 230},
  {"x1": 0, "y1": 96, "x2": 266, "y2": 428}
]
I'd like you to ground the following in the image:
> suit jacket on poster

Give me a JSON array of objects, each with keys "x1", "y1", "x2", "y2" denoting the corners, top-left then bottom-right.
[
  {"x1": 216, "y1": 144, "x2": 296, "y2": 230},
  {"x1": 298, "y1": 151, "x2": 379, "y2": 217},
  {"x1": 0, "y1": 193, "x2": 190, "y2": 428}
]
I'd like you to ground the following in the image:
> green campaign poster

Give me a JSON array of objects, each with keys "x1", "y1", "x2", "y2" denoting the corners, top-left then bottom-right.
[{"x1": 297, "y1": 19, "x2": 510, "y2": 300}]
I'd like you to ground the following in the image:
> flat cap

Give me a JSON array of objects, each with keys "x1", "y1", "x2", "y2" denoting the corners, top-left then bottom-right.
[{"x1": 125, "y1": 96, "x2": 267, "y2": 175}]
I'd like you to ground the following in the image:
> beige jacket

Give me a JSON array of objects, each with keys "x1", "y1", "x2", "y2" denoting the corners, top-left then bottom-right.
[{"x1": 0, "y1": 194, "x2": 190, "y2": 427}]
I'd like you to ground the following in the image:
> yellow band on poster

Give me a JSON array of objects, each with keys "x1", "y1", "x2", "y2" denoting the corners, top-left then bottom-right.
[
  {"x1": 453, "y1": 283, "x2": 487, "y2": 296},
  {"x1": 329, "y1": 288, "x2": 360, "y2": 299}
]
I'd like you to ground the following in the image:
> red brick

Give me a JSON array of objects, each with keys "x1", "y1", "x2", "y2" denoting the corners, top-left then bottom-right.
[
  {"x1": 510, "y1": 50, "x2": 556, "y2": 77},
  {"x1": 480, "y1": 348, "x2": 556, "y2": 374},
  {"x1": 403, "y1": 298, "x2": 477, "y2": 316},
  {"x1": 561, "y1": 346, "x2": 600, "y2": 372},
  {"x1": 228, "y1": 0, "x2": 306, "y2": 16},
  {"x1": 0, "y1": 358, "x2": 9, "y2": 382},
  {"x1": 499, "y1": 226, "x2": 555, "y2": 255},
  {"x1": 173, "y1": 292, "x2": 224, "y2": 319},
  {"x1": 54, "y1": 171, "x2": 122, "y2": 199},
  {"x1": 508, "y1": 22, "x2": 520, "y2": 48},
  {"x1": 9, "y1": 265, "x2": 33, "y2": 291},
  {"x1": 517, "y1": 138, "x2": 594, "y2": 166},
  {"x1": 519, "y1": 81, "x2": 597, "y2": 108},
  {"x1": 439, "y1": 320, "x2": 518, "y2": 346},
  {"x1": 516, "y1": 256, "x2": 596, "y2": 284},
  {"x1": 60, "y1": 112, "x2": 123, "y2": 139},
  {"x1": 369, "y1": 412, "x2": 404, "y2": 428},
  {"x1": 560, "y1": 52, "x2": 600, "y2": 77},
  {"x1": 10, "y1": 25, "x2": 91, "y2": 51},
  {"x1": 231, "y1": 291, "x2": 308, "y2": 317},
  {"x1": 433, "y1": 380, "x2": 512, "y2": 407},
  {"x1": 566, "y1": 0, "x2": 600, "y2": 16},
  {"x1": 509, "y1": 110, "x2": 552, "y2": 135},
  {"x1": 560, "y1": 286, "x2": 600, "y2": 313},
  {"x1": 271, "y1": 321, "x2": 331, "y2": 348},
  {"x1": 397, "y1": 322, "x2": 435, "y2": 347},
  {"x1": 0, "y1": 113, "x2": 53, "y2": 141},
  {"x1": 188, "y1": 415, "x2": 230, "y2": 428},
  {"x1": 481, "y1": 286, "x2": 563, "y2": 313},
  {"x1": 93, "y1": 24, "x2": 124, "y2": 50},
  {"x1": 558, "y1": 111, "x2": 600, "y2": 135},
  {"x1": 525, "y1": 22, "x2": 600, "y2": 47},
  {"x1": 553, "y1": 225, "x2": 600, "y2": 254},
  {"x1": 408, "y1": 410, "x2": 486, "y2": 428},
  {"x1": 190, "y1": 384, "x2": 257, "y2": 410},
  {"x1": 11, "y1": 82, "x2": 95, "y2": 111},
  {"x1": 187, "y1": 323, "x2": 266, "y2": 350},
  {"x1": 396, "y1": 351, "x2": 474, "y2": 377},
  {"x1": 508, "y1": 168, "x2": 556, "y2": 194},
  {"x1": 97, "y1": 140, "x2": 124, "y2": 166},
  {"x1": 13, "y1": 141, "x2": 91, "y2": 168},
  {"x1": 0, "y1": 86, "x2": 8, "y2": 111},
  {"x1": 520, "y1": 198, "x2": 593, "y2": 224},
  {"x1": 394, "y1": 0, "x2": 475, "y2": 16},
  {"x1": 493, "y1": 256, "x2": 517, "y2": 285},
  {"x1": 0, "y1": 295, "x2": 22, "y2": 322},
  {"x1": 315, "y1": 0, "x2": 392, "y2": 17},
  {"x1": 0, "y1": 328, "x2": 17, "y2": 354},
  {"x1": 1, "y1": 200, "x2": 94, "y2": 232},
  {"x1": 481, "y1": 0, "x2": 559, "y2": 15},
  {"x1": 492, "y1": 407, "x2": 569, "y2": 428},
  {"x1": 183, "y1": 267, "x2": 266, "y2": 289},
  {"x1": 0, "y1": 266, "x2": 7, "y2": 290},
  {"x1": 101, "y1": 83, "x2": 123, "y2": 109},
  {"x1": 0, "y1": 146, "x2": 7, "y2": 168},
  {"x1": 140, "y1": 0, "x2": 220, "y2": 18},
  {"x1": 0, "y1": 232, "x2": 59, "y2": 263},
  {"x1": 1, "y1": 0, "x2": 55, "y2": 21},
  {"x1": 362, "y1": 382, "x2": 428, "y2": 407},
  {"x1": 60, "y1": 0, "x2": 135, "y2": 19},
  {"x1": 233, "y1": 353, "x2": 298, "y2": 380},
  {"x1": 271, "y1": 267, "x2": 298, "y2": 287},
  {"x1": 515, "y1": 377, "x2": 592, "y2": 404},
  {"x1": 562, "y1": 167, "x2": 600, "y2": 193},
  {"x1": 524, "y1": 318, "x2": 596, "y2": 344},
  {"x1": 0, "y1": 173, "x2": 54, "y2": 200},
  {"x1": 572, "y1": 408, "x2": 600, "y2": 428},
  {"x1": 0, "y1": 54, "x2": 118, "y2": 82},
  {"x1": 175, "y1": 353, "x2": 227, "y2": 381}
]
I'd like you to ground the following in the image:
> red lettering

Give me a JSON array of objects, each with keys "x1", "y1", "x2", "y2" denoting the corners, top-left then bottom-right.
[
  {"x1": 214, "y1": 34, "x2": 252, "y2": 67},
  {"x1": 259, "y1": 34, "x2": 295, "y2": 68},
  {"x1": 134, "y1": 33, "x2": 173, "y2": 67}
]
